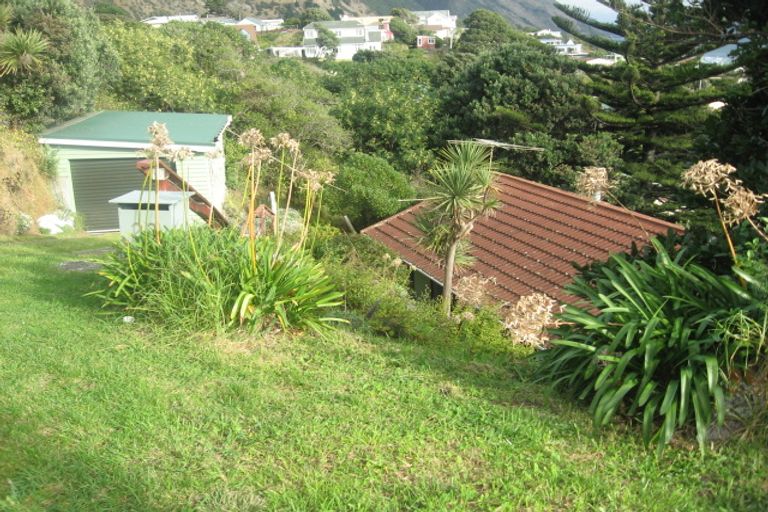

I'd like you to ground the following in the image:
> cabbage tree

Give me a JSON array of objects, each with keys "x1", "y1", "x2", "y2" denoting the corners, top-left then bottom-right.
[{"x1": 418, "y1": 142, "x2": 498, "y2": 316}]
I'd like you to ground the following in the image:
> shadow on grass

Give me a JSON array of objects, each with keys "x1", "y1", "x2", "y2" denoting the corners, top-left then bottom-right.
[
  {"x1": 0, "y1": 428, "x2": 158, "y2": 511},
  {"x1": 1, "y1": 235, "x2": 115, "y2": 314},
  {"x1": 314, "y1": 327, "x2": 579, "y2": 421}
]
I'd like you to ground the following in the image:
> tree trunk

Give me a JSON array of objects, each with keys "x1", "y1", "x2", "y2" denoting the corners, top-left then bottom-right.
[{"x1": 442, "y1": 239, "x2": 459, "y2": 317}]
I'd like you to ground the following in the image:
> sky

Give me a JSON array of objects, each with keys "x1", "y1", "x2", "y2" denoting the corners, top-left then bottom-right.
[{"x1": 560, "y1": 0, "x2": 619, "y2": 23}]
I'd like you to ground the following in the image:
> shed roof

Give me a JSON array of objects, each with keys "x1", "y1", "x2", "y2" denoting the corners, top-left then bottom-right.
[
  {"x1": 362, "y1": 174, "x2": 683, "y2": 307},
  {"x1": 40, "y1": 111, "x2": 231, "y2": 151}
]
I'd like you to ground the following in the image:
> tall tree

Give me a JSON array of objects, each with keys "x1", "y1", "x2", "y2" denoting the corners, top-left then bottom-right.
[
  {"x1": 695, "y1": 0, "x2": 768, "y2": 195},
  {"x1": 553, "y1": 0, "x2": 738, "y2": 210},
  {"x1": 0, "y1": 0, "x2": 115, "y2": 128},
  {"x1": 417, "y1": 143, "x2": 498, "y2": 317},
  {"x1": 456, "y1": 9, "x2": 528, "y2": 54}
]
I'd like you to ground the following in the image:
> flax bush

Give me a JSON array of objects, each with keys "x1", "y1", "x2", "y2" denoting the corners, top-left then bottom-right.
[{"x1": 537, "y1": 239, "x2": 766, "y2": 452}]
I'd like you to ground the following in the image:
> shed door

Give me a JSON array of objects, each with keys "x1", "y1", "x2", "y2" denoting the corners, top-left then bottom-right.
[{"x1": 70, "y1": 159, "x2": 147, "y2": 231}]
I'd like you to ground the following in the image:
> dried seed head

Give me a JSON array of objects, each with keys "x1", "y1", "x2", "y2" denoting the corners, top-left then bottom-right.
[
  {"x1": 721, "y1": 185, "x2": 766, "y2": 226},
  {"x1": 270, "y1": 132, "x2": 301, "y2": 156},
  {"x1": 576, "y1": 166, "x2": 612, "y2": 201},
  {"x1": 682, "y1": 159, "x2": 737, "y2": 198},
  {"x1": 454, "y1": 274, "x2": 495, "y2": 308},
  {"x1": 205, "y1": 148, "x2": 222, "y2": 160},
  {"x1": 299, "y1": 169, "x2": 335, "y2": 192},
  {"x1": 238, "y1": 128, "x2": 266, "y2": 149},
  {"x1": 503, "y1": 293, "x2": 561, "y2": 350},
  {"x1": 172, "y1": 146, "x2": 194, "y2": 162},
  {"x1": 139, "y1": 144, "x2": 166, "y2": 160},
  {"x1": 148, "y1": 122, "x2": 173, "y2": 148}
]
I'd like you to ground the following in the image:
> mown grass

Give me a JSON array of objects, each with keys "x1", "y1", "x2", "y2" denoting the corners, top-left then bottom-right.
[{"x1": 0, "y1": 235, "x2": 766, "y2": 511}]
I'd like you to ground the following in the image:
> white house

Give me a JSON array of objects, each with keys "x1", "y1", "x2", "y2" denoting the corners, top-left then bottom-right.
[
  {"x1": 534, "y1": 29, "x2": 562, "y2": 39},
  {"x1": 339, "y1": 14, "x2": 395, "y2": 41},
  {"x1": 236, "y1": 17, "x2": 284, "y2": 32},
  {"x1": 412, "y1": 10, "x2": 457, "y2": 39},
  {"x1": 533, "y1": 30, "x2": 588, "y2": 57},
  {"x1": 303, "y1": 20, "x2": 384, "y2": 59},
  {"x1": 586, "y1": 53, "x2": 624, "y2": 66},
  {"x1": 554, "y1": 38, "x2": 586, "y2": 56}
]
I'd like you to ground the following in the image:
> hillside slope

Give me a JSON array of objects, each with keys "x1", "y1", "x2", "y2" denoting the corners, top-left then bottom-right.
[{"x1": 90, "y1": 0, "x2": 566, "y2": 29}]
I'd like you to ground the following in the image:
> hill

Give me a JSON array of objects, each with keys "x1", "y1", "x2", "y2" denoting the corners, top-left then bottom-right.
[{"x1": 86, "y1": 0, "x2": 569, "y2": 30}]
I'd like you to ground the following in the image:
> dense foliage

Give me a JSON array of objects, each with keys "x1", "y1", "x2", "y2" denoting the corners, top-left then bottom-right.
[
  {"x1": 553, "y1": 0, "x2": 737, "y2": 213},
  {"x1": 325, "y1": 153, "x2": 414, "y2": 229},
  {"x1": 539, "y1": 240, "x2": 766, "y2": 452},
  {"x1": 327, "y1": 52, "x2": 439, "y2": 173},
  {"x1": 0, "y1": 0, "x2": 115, "y2": 129}
]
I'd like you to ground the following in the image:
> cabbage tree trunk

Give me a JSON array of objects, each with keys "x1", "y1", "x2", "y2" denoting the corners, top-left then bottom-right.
[{"x1": 442, "y1": 238, "x2": 460, "y2": 317}]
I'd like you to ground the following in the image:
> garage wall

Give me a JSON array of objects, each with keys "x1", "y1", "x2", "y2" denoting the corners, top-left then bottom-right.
[{"x1": 49, "y1": 145, "x2": 226, "y2": 230}]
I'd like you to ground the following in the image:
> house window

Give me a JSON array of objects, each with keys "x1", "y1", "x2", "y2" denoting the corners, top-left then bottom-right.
[{"x1": 428, "y1": 37, "x2": 435, "y2": 44}]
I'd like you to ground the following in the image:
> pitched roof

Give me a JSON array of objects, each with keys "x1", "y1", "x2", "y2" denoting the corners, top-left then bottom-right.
[
  {"x1": 305, "y1": 20, "x2": 363, "y2": 30},
  {"x1": 362, "y1": 174, "x2": 683, "y2": 306},
  {"x1": 40, "y1": 111, "x2": 232, "y2": 150}
]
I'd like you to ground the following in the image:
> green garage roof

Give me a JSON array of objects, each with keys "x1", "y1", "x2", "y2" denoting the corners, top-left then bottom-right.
[{"x1": 40, "y1": 111, "x2": 231, "y2": 149}]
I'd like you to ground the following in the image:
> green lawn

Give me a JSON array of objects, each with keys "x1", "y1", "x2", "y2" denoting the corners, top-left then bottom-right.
[{"x1": 0, "y1": 236, "x2": 766, "y2": 511}]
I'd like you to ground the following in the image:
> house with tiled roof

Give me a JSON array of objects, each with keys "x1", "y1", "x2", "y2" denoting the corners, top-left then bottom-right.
[{"x1": 362, "y1": 174, "x2": 683, "y2": 308}]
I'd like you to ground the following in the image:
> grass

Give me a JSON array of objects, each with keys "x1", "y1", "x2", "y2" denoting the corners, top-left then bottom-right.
[{"x1": 0, "y1": 235, "x2": 766, "y2": 511}]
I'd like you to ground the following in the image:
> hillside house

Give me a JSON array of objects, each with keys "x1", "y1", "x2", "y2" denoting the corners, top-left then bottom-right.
[
  {"x1": 141, "y1": 14, "x2": 200, "y2": 27},
  {"x1": 339, "y1": 15, "x2": 395, "y2": 42},
  {"x1": 363, "y1": 174, "x2": 682, "y2": 307},
  {"x1": 39, "y1": 111, "x2": 230, "y2": 232},
  {"x1": 412, "y1": 10, "x2": 457, "y2": 39},
  {"x1": 416, "y1": 35, "x2": 437, "y2": 49},
  {"x1": 302, "y1": 20, "x2": 384, "y2": 60},
  {"x1": 237, "y1": 17, "x2": 284, "y2": 32}
]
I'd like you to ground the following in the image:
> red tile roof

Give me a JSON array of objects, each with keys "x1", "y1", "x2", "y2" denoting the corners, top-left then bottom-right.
[{"x1": 362, "y1": 173, "x2": 683, "y2": 307}]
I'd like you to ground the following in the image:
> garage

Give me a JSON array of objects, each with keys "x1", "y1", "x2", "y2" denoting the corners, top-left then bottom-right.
[
  {"x1": 40, "y1": 111, "x2": 231, "y2": 232},
  {"x1": 69, "y1": 159, "x2": 148, "y2": 231}
]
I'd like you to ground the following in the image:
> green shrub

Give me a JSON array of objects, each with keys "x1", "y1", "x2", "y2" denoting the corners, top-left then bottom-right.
[
  {"x1": 95, "y1": 227, "x2": 245, "y2": 331},
  {"x1": 537, "y1": 239, "x2": 766, "y2": 452},
  {"x1": 95, "y1": 227, "x2": 344, "y2": 334},
  {"x1": 325, "y1": 153, "x2": 414, "y2": 229},
  {"x1": 231, "y1": 237, "x2": 344, "y2": 333},
  {"x1": 454, "y1": 305, "x2": 516, "y2": 354},
  {"x1": 317, "y1": 233, "x2": 452, "y2": 342}
]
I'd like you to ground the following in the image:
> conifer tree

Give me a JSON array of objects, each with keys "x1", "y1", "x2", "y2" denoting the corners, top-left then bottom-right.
[{"x1": 553, "y1": 0, "x2": 738, "y2": 209}]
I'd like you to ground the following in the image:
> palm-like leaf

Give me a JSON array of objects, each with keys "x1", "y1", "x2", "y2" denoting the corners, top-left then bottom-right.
[
  {"x1": 417, "y1": 142, "x2": 499, "y2": 315},
  {"x1": 0, "y1": 29, "x2": 49, "y2": 76}
]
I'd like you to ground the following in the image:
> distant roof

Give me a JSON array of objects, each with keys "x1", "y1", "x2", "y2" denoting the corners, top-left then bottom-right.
[
  {"x1": 339, "y1": 15, "x2": 393, "y2": 25},
  {"x1": 241, "y1": 17, "x2": 284, "y2": 25},
  {"x1": 412, "y1": 10, "x2": 452, "y2": 17},
  {"x1": 40, "y1": 111, "x2": 232, "y2": 151},
  {"x1": 363, "y1": 174, "x2": 683, "y2": 306},
  {"x1": 142, "y1": 15, "x2": 199, "y2": 24},
  {"x1": 305, "y1": 20, "x2": 363, "y2": 30},
  {"x1": 304, "y1": 36, "x2": 367, "y2": 45}
]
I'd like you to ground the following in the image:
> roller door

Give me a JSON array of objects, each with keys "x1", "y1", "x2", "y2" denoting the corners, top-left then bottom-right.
[{"x1": 70, "y1": 159, "x2": 147, "y2": 231}]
